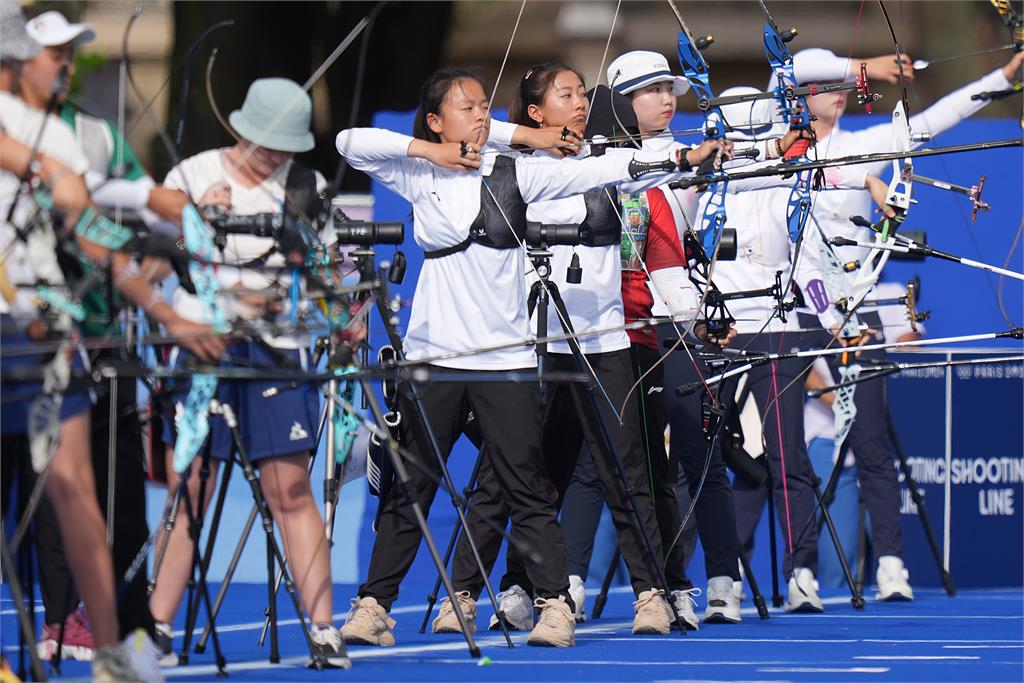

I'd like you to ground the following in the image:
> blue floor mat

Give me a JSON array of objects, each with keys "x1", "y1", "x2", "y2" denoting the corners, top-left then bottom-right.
[{"x1": 4, "y1": 585, "x2": 1023, "y2": 682}]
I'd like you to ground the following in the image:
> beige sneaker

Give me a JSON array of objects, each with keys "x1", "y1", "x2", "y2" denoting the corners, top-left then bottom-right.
[
  {"x1": 527, "y1": 596, "x2": 575, "y2": 647},
  {"x1": 431, "y1": 591, "x2": 477, "y2": 634},
  {"x1": 632, "y1": 588, "x2": 672, "y2": 635},
  {"x1": 340, "y1": 596, "x2": 397, "y2": 646}
]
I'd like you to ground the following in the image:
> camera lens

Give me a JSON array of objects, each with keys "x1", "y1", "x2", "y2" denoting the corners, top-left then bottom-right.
[{"x1": 525, "y1": 222, "x2": 583, "y2": 247}]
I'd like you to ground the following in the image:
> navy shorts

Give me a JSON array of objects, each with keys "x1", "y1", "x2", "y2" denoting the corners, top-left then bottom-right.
[
  {"x1": 160, "y1": 340, "x2": 320, "y2": 462},
  {"x1": 1, "y1": 316, "x2": 93, "y2": 436}
]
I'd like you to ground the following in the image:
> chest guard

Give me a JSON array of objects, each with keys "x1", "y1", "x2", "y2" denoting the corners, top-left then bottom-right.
[
  {"x1": 578, "y1": 188, "x2": 622, "y2": 247},
  {"x1": 424, "y1": 155, "x2": 527, "y2": 259}
]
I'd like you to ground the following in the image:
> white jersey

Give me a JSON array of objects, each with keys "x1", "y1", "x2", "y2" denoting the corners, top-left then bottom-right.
[
  {"x1": 0, "y1": 92, "x2": 89, "y2": 321},
  {"x1": 163, "y1": 149, "x2": 328, "y2": 349},
  {"x1": 335, "y1": 127, "x2": 692, "y2": 370},
  {"x1": 807, "y1": 67, "x2": 1013, "y2": 267}
]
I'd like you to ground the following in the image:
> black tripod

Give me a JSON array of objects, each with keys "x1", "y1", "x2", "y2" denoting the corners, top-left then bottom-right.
[
  {"x1": 527, "y1": 243, "x2": 689, "y2": 635},
  {"x1": 359, "y1": 245, "x2": 512, "y2": 651},
  {"x1": 886, "y1": 407, "x2": 955, "y2": 596},
  {"x1": 416, "y1": 446, "x2": 513, "y2": 637}
]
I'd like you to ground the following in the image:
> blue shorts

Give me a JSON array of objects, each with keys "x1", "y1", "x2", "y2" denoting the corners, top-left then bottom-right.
[
  {"x1": 1, "y1": 316, "x2": 93, "y2": 436},
  {"x1": 160, "y1": 340, "x2": 320, "y2": 462}
]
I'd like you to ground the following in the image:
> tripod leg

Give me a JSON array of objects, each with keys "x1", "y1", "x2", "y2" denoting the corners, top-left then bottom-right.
[
  {"x1": 0, "y1": 532, "x2": 47, "y2": 683},
  {"x1": 764, "y1": 464, "x2": 783, "y2": 608},
  {"x1": 182, "y1": 456, "x2": 233, "y2": 666},
  {"x1": 175, "y1": 461, "x2": 227, "y2": 672},
  {"x1": 547, "y1": 284, "x2": 686, "y2": 636},
  {"x1": 197, "y1": 500, "x2": 258, "y2": 653},
  {"x1": 418, "y1": 446, "x2": 486, "y2": 635},
  {"x1": 811, "y1": 476, "x2": 865, "y2": 610},
  {"x1": 266, "y1": 530, "x2": 280, "y2": 664},
  {"x1": 358, "y1": 382, "x2": 481, "y2": 658},
  {"x1": 591, "y1": 547, "x2": 620, "y2": 620},
  {"x1": 212, "y1": 401, "x2": 325, "y2": 668},
  {"x1": 407, "y1": 388, "x2": 513, "y2": 648},
  {"x1": 887, "y1": 410, "x2": 955, "y2": 596},
  {"x1": 194, "y1": 457, "x2": 238, "y2": 654},
  {"x1": 737, "y1": 536, "x2": 769, "y2": 619}
]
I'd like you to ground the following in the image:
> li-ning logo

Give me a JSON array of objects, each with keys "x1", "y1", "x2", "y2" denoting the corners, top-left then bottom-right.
[
  {"x1": 289, "y1": 422, "x2": 309, "y2": 441},
  {"x1": 647, "y1": 386, "x2": 664, "y2": 395}
]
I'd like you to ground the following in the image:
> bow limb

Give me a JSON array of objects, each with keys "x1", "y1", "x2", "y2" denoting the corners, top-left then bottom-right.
[
  {"x1": 123, "y1": 10, "x2": 230, "y2": 472},
  {"x1": 205, "y1": 48, "x2": 240, "y2": 143}
]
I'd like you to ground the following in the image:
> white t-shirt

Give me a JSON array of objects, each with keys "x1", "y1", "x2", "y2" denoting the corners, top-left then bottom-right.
[
  {"x1": 336, "y1": 127, "x2": 691, "y2": 370},
  {"x1": 163, "y1": 149, "x2": 329, "y2": 348},
  {"x1": 0, "y1": 92, "x2": 89, "y2": 320}
]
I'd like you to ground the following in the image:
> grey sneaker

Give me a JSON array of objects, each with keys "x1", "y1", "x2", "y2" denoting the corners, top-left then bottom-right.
[
  {"x1": 527, "y1": 596, "x2": 575, "y2": 647},
  {"x1": 704, "y1": 575, "x2": 742, "y2": 623},
  {"x1": 488, "y1": 584, "x2": 533, "y2": 631},
  {"x1": 431, "y1": 591, "x2": 477, "y2": 634},
  {"x1": 669, "y1": 588, "x2": 702, "y2": 630},
  {"x1": 308, "y1": 624, "x2": 351, "y2": 669},
  {"x1": 341, "y1": 596, "x2": 396, "y2": 646},
  {"x1": 92, "y1": 646, "x2": 144, "y2": 683},
  {"x1": 121, "y1": 628, "x2": 165, "y2": 682}
]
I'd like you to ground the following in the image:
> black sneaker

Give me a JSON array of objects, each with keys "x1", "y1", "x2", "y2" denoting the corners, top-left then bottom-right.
[
  {"x1": 308, "y1": 624, "x2": 351, "y2": 669},
  {"x1": 153, "y1": 622, "x2": 177, "y2": 666}
]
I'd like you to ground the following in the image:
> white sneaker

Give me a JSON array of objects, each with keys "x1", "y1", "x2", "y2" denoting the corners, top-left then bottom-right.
[
  {"x1": 568, "y1": 574, "x2": 586, "y2": 622},
  {"x1": 786, "y1": 567, "x2": 824, "y2": 613},
  {"x1": 876, "y1": 555, "x2": 914, "y2": 602},
  {"x1": 120, "y1": 629, "x2": 165, "y2": 682},
  {"x1": 488, "y1": 585, "x2": 533, "y2": 631},
  {"x1": 734, "y1": 561, "x2": 746, "y2": 602},
  {"x1": 669, "y1": 588, "x2": 701, "y2": 630},
  {"x1": 704, "y1": 575, "x2": 742, "y2": 623}
]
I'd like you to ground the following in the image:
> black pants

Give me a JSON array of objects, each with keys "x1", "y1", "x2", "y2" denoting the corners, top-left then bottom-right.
[
  {"x1": 560, "y1": 343, "x2": 693, "y2": 591},
  {"x1": 451, "y1": 349, "x2": 664, "y2": 598},
  {"x1": 359, "y1": 371, "x2": 570, "y2": 611},
  {"x1": 34, "y1": 376, "x2": 154, "y2": 638},
  {"x1": 662, "y1": 332, "x2": 742, "y2": 582},
  {"x1": 731, "y1": 332, "x2": 820, "y2": 579}
]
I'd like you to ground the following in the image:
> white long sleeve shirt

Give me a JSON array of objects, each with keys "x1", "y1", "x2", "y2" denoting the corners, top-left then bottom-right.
[
  {"x1": 806, "y1": 67, "x2": 1013, "y2": 266},
  {"x1": 335, "y1": 127, "x2": 692, "y2": 369}
]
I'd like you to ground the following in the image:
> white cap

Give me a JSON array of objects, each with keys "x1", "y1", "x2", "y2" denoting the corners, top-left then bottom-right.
[
  {"x1": 25, "y1": 10, "x2": 95, "y2": 47},
  {"x1": 718, "y1": 86, "x2": 787, "y2": 141},
  {"x1": 607, "y1": 50, "x2": 690, "y2": 97}
]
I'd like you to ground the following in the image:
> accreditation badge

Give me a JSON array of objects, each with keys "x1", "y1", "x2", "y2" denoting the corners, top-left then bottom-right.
[{"x1": 619, "y1": 191, "x2": 650, "y2": 272}]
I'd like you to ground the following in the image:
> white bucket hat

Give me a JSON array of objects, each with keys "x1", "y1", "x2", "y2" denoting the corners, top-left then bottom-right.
[
  {"x1": 607, "y1": 50, "x2": 690, "y2": 97},
  {"x1": 25, "y1": 10, "x2": 95, "y2": 47},
  {"x1": 718, "y1": 86, "x2": 787, "y2": 141},
  {"x1": 228, "y1": 78, "x2": 315, "y2": 153}
]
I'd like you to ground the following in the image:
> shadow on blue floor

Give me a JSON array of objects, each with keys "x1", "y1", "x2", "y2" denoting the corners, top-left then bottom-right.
[{"x1": 4, "y1": 585, "x2": 1023, "y2": 682}]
